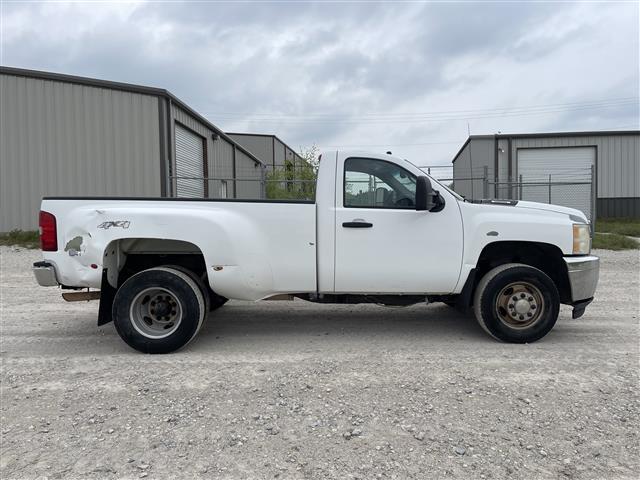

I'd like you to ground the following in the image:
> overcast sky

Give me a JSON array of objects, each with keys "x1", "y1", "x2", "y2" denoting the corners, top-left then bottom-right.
[{"x1": 1, "y1": 1, "x2": 638, "y2": 166}]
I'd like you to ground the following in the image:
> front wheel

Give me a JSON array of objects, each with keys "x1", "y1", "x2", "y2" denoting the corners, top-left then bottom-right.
[
  {"x1": 473, "y1": 263, "x2": 560, "y2": 343},
  {"x1": 112, "y1": 266, "x2": 206, "y2": 353}
]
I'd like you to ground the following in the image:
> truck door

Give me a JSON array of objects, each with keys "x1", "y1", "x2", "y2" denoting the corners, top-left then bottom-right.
[{"x1": 334, "y1": 156, "x2": 463, "y2": 294}]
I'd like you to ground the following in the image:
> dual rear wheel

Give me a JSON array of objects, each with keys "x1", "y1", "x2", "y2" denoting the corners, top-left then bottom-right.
[{"x1": 113, "y1": 266, "x2": 222, "y2": 354}]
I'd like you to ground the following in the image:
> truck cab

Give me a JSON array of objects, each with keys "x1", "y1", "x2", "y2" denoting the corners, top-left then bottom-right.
[{"x1": 33, "y1": 151, "x2": 600, "y2": 353}]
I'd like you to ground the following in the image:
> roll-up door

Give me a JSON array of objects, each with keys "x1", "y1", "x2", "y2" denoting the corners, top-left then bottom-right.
[
  {"x1": 175, "y1": 124, "x2": 205, "y2": 197},
  {"x1": 517, "y1": 147, "x2": 595, "y2": 220}
]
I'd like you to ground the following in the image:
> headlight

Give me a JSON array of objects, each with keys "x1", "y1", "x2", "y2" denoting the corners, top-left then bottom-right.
[{"x1": 573, "y1": 224, "x2": 591, "y2": 254}]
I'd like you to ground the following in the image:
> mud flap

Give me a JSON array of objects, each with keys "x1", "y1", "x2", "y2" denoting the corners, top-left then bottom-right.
[
  {"x1": 456, "y1": 268, "x2": 477, "y2": 313},
  {"x1": 571, "y1": 298, "x2": 593, "y2": 319},
  {"x1": 97, "y1": 269, "x2": 117, "y2": 326}
]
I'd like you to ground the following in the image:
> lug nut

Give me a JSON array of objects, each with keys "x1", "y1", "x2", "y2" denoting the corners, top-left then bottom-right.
[
  {"x1": 520, "y1": 293, "x2": 526, "y2": 298},
  {"x1": 519, "y1": 315, "x2": 524, "y2": 320}
]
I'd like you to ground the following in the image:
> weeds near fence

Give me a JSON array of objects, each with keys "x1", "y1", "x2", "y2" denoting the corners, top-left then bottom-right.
[
  {"x1": 592, "y1": 233, "x2": 639, "y2": 251},
  {"x1": 0, "y1": 230, "x2": 40, "y2": 249},
  {"x1": 595, "y1": 218, "x2": 640, "y2": 238}
]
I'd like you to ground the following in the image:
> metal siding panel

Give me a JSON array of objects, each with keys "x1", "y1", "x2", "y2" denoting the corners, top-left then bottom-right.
[
  {"x1": 227, "y1": 134, "x2": 273, "y2": 166},
  {"x1": 0, "y1": 74, "x2": 161, "y2": 231},
  {"x1": 597, "y1": 198, "x2": 640, "y2": 218},
  {"x1": 452, "y1": 141, "x2": 472, "y2": 198},
  {"x1": 235, "y1": 149, "x2": 263, "y2": 199},
  {"x1": 511, "y1": 135, "x2": 640, "y2": 200},
  {"x1": 274, "y1": 139, "x2": 286, "y2": 167},
  {"x1": 171, "y1": 105, "x2": 239, "y2": 198},
  {"x1": 452, "y1": 138, "x2": 493, "y2": 199}
]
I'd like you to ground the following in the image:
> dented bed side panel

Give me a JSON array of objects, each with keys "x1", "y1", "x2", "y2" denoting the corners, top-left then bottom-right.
[{"x1": 39, "y1": 199, "x2": 317, "y2": 301}]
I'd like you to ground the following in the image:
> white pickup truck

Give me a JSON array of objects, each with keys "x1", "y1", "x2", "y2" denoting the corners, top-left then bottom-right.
[{"x1": 33, "y1": 151, "x2": 599, "y2": 353}]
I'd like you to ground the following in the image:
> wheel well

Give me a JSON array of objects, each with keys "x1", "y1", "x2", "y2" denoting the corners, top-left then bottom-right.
[
  {"x1": 98, "y1": 238, "x2": 211, "y2": 327},
  {"x1": 103, "y1": 238, "x2": 208, "y2": 287},
  {"x1": 472, "y1": 241, "x2": 571, "y2": 304}
]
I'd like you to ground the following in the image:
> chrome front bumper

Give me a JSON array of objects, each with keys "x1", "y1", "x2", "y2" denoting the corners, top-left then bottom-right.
[
  {"x1": 33, "y1": 261, "x2": 59, "y2": 287},
  {"x1": 564, "y1": 255, "x2": 599, "y2": 303}
]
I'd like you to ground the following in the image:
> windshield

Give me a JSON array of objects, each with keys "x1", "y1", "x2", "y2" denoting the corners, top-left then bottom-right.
[{"x1": 403, "y1": 158, "x2": 464, "y2": 201}]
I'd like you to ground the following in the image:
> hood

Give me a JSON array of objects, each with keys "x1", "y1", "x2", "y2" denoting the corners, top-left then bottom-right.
[
  {"x1": 467, "y1": 198, "x2": 588, "y2": 222},
  {"x1": 514, "y1": 201, "x2": 589, "y2": 223}
]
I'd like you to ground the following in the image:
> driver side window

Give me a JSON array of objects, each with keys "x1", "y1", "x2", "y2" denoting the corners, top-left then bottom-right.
[{"x1": 344, "y1": 158, "x2": 417, "y2": 209}]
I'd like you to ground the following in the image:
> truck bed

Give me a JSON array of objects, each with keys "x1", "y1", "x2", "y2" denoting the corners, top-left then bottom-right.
[{"x1": 39, "y1": 196, "x2": 317, "y2": 300}]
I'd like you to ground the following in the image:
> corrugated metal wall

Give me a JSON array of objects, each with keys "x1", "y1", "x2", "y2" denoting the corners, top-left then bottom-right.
[
  {"x1": 274, "y1": 139, "x2": 286, "y2": 167},
  {"x1": 452, "y1": 133, "x2": 640, "y2": 217},
  {"x1": 171, "y1": 106, "x2": 264, "y2": 199},
  {"x1": 597, "y1": 197, "x2": 640, "y2": 218},
  {"x1": 0, "y1": 73, "x2": 161, "y2": 231},
  {"x1": 228, "y1": 134, "x2": 274, "y2": 167},
  {"x1": 451, "y1": 138, "x2": 494, "y2": 199},
  {"x1": 510, "y1": 135, "x2": 639, "y2": 199},
  {"x1": 235, "y1": 148, "x2": 264, "y2": 199},
  {"x1": 228, "y1": 133, "x2": 306, "y2": 170}
]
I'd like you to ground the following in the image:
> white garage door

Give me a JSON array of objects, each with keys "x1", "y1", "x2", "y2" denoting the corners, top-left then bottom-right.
[
  {"x1": 175, "y1": 124, "x2": 205, "y2": 197},
  {"x1": 517, "y1": 147, "x2": 594, "y2": 220}
]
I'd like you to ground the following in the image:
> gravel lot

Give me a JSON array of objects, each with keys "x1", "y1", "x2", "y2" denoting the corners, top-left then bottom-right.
[{"x1": 1, "y1": 246, "x2": 638, "y2": 479}]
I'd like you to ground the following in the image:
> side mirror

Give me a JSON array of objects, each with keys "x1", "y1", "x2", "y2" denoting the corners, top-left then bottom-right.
[{"x1": 416, "y1": 176, "x2": 435, "y2": 211}]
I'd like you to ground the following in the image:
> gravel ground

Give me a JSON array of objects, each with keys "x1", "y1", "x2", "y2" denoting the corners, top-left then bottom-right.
[{"x1": 1, "y1": 246, "x2": 638, "y2": 480}]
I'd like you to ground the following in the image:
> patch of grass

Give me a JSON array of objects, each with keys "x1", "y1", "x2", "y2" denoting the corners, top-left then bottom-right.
[
  {"x1": 592, "y1": 232, "x2": 639, "y2": 251},
  {"x1": 0, "y1": 229, "x2": 40, "y2": 249},
  {"x1": 595, "y1": 218, "x2": 640, "y2": 238}
]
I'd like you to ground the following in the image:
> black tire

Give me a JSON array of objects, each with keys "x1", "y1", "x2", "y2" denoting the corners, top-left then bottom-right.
[
  {"x1": 163, "y1": 264, "x2": 211, "y2": 313},
  {"x1": 473, "y1": 263, "x2": 560, "y2": 343},
  {"x1": 162, "y1": 264, "x2": 228, "y2": 312},
  {"x1": 112, "y1": 266, "x2": 205, "y2": 354}
]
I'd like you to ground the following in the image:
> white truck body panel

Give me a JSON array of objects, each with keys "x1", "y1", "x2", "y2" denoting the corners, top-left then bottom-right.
[
  {"x1": 37, "y1": 150, "x2": 592, "y2": 301},
  {"x1": 332, "y1": 152, "x2": 463, "y2": 293},
  {"x1": 39, "y1": 199, "x2": 317, "y2": 300}
]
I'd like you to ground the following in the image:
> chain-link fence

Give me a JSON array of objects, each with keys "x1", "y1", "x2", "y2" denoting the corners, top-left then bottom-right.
[
  {"x1": 170, "y1": 165, "x2": 316, "y2": 202},
  {"x1": 420, "y1": 165, "x2": 596, "y2": 222},
  {"x1": 171, "y1": 162, "x2": 595, "y2": 221}
]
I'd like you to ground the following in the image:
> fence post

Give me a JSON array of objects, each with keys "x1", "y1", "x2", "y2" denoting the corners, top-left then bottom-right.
[
  {"x1": 483, "y1": 165, "x2": 489, "y2": 198},
  {"x1": 548, "y1": 174, "x2": 552, "y2": 204},
  {"x1": 519, "y1": 174, "x2": 523, "y2": 200}
]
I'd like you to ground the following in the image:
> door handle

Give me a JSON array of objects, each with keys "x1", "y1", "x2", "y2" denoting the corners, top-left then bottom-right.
[{"x1": 342, "y1": 220, "x2": 373, "y2": 228}]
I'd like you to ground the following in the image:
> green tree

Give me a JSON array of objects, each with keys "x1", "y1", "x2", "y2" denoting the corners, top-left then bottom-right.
[{"x1": 265, "y1": 145, "x2": 320, "y2": 200}]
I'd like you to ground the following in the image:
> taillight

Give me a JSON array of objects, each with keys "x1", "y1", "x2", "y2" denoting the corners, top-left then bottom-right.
[{"x1": 39, "y1": 211, "x2": 58, "y2": 251}]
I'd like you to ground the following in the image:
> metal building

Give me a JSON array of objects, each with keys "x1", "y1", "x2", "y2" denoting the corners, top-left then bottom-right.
[
  {"x1": 227, "y1": 133, "x2": 305, "y2": 170},
  {"x1": 0, "y1": 66, "x2": 267, "y2": 231},
  {"x1": 451, "y1": 131, "x2": 640, "y2": 220}
]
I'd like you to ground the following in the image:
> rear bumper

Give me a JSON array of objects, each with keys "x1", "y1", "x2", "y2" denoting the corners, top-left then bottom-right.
[
  {"x1": 564, "y1": 255, "x2": 599, "y2": 302},
  {"x1": 33, "y1": 261, "x2": 59, "y2": 287}
]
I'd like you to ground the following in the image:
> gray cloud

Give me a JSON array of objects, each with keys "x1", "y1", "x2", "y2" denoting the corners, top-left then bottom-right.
[{"x1": 1, "y1": 1, "x2": 638, "y2": 165}]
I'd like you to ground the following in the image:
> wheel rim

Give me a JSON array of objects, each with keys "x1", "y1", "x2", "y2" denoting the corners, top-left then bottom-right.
[
  {"x1": 129, "y1": 287, "x2": 183, "y2": 339},
  {"x1": 495, "y1": 281, "x2": 545, "y2": 329}
]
